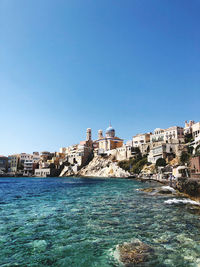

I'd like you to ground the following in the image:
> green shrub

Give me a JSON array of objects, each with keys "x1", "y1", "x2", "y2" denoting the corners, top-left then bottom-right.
[{"x1": 156, "y1": 158, "x2": 166, "y2": 167}]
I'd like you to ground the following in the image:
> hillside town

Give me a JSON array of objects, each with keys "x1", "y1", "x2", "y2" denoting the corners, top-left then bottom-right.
[{"x1": 0, "y1": 120, "x2": 200, "y2": 180}]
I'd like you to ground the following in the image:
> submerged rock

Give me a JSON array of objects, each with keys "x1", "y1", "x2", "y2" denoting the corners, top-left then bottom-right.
[
  {"x1": 139, "y1": 186, "x2": 177, "y2": 195},
  {"x1": 114, "y1": 239, "x2": 153, "y2": 266}
]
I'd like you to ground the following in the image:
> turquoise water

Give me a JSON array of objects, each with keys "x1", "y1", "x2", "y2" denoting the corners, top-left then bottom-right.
[{"x1": 0, "y1": 177, "x2": 200, "y2": 267}]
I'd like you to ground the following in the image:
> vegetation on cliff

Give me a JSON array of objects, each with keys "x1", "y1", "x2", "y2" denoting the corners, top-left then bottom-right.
[{"x1": 118, "y1": 155, "x2": 148, "y2": 174}]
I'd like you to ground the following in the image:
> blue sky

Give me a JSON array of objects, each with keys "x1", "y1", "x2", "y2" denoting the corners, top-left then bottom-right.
[{"x1": 0, "y1": 0, "x2": 200, "y2": 155}]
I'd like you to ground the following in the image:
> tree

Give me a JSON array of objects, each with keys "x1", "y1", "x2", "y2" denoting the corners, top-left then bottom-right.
[
  {"x1": 180, "y1": 151, "x2": 191, "y2": 165},
  {"x1": 184, "y1": 133, "x2": 194, "y2": 144},
  {"x1": 156, "y1": 158, "x2": 166, "y2": 167}
]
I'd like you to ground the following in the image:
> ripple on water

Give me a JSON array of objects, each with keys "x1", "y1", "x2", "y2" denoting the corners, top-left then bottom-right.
[{"x1": 0, "y1": 177, "x2": 199, "y2": 267}]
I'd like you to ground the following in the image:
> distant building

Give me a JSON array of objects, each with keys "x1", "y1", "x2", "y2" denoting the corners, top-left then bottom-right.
[
  {"x1": 35, "y1": 168, "x2": 51, "y2": 177},
  {"x1": 8, "y1": 154, "x2": 19, "y2": 173},
  {"x1": 0, "y1": 156, "x2": 8, "y2": 172}
]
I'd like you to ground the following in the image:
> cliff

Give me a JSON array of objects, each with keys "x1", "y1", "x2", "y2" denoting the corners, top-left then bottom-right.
[{"x1": 77, "y1": 155, "x2": 130, "y2": 178}]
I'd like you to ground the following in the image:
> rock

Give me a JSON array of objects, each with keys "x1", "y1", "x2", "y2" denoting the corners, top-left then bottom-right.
[
  {"x1": 114, "y1": 239, "x2": 153, "y2": 266},
  {"x1": 59, "y1": 166, "x2": 75, "y2": 177},
  {"x1": 175, "y1": 178, "x2": 200, "y2": 197},
  {"x1": 139, "y1": 186, "x2": 177, "y2": 195},
  {"x1": 78, "y1": 156, "x2": 130, "y2": 178},
  {"x1": 32, "y1": 240, "x2": 47, "y2": 252}
]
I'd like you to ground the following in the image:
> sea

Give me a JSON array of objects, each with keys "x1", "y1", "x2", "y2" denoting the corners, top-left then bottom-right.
[{"x1": 0, "y1": 177, "x2": 200, "y2": 267}]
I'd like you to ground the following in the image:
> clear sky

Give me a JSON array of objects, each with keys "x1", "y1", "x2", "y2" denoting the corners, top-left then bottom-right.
[{"x1": 0, "y1": 0, "x2": 200, "y2": 155}]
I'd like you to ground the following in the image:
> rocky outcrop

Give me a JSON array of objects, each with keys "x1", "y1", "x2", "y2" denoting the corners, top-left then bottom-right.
[
  {"x1": 175, "y1": 178, "x2": 200, "y2": 198},
  {"x1": 78, "y1": 156, "x2": 130, "y2": 178},
  {"x1": 114, "y1": 239, "x2": 154, "y2": 266}
]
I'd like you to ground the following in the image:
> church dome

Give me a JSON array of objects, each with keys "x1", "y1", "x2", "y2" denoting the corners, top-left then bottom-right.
[
  {"x1": 106, "y1": 126, "x2": 115, "y2": 133},
  {"x1": 105, "y1": 125, "x2": 115, "y2": 138}
]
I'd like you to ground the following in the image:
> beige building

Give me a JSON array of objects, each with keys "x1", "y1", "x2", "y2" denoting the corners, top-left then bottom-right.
[
  {"x1": 107, "y1": 145, "x2": 134, "y2": 161},
  {"x1": 8, "y1": 154, "x2": 19, "y2": 173}
]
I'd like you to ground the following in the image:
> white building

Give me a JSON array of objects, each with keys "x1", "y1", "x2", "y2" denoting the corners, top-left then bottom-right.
[
  {"x1": 150, "y1": 126, "x2": 184, "y2": 144},
  {"x1": 192, "y1": 122, "x2": 200, "y2": 140},
  {"x1": 148, "y1": 143, "x2": 176, "y2": 164},
  {"x1": 184, "y1": 120, "x2": 195, "y2": 135},
  {"x1": 150, "y1": 128, "x2": 165, "y2": 143},
  {"x1": 35, "y1": 168, "x2": 51, "y2": 177}
]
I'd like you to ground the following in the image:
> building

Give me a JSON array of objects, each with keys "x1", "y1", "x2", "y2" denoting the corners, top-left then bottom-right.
[
  {"x1": 190, "y1": 156, "x2": 200, "y2": 179},
  {"x1": 132, "y1": 133, "x2": 151, "y2": 147},
  {"x1": 131, "y1": 133, "x2": 151, "y2": 155},
  {"x1": 96, "y1": 124, "x2": 123, "y2": 153},
  {"x1": 184, "y1": 120, "x2": 195, "y2": 135},
  {"x1": 150, "y1": 128, "x2": 165, "y2": 143},
  {"x1": 147, "y1": 143, "x2": 176, "y2": 164},
  {"x1": 164, "y1": 126, "x2": 184, "y2": 143},
  {"x1": 107, "y1": 145, "x2": 135, "y2": 161},
  {"x1": 192, "y1": 122, "x2": 200, "y2": 140},
  {"x1": 19, "y1": 153, "x2": 33, "y2": 164},
  {"x1": 35, "y1": 168, "x2": 51, "y2": 177},
  {"x1": 191, "y1": 122, "x2": 200, "y2": 154},
  {"x1": 150, "y1": 126, "x2": 184, "y2": 144},
  {"x1": 8, "y1": 154, "x2": 19, "y2": 173},
  {"x1": 0, "y1": 156, "x2": 8, "y2": 172}
]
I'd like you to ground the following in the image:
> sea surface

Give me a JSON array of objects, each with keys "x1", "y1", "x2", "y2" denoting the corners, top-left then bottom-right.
[{"x1": 0, "y1": 177, "x2": 200, "y2": 267}]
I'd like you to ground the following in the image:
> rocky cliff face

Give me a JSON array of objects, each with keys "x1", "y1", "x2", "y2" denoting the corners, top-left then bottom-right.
[{"x1": 77, "y1": 155, "x2": 130, "y2": 178}]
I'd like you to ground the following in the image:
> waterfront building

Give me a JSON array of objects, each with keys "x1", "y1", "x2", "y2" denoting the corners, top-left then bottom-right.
[
  {"x1": 0, "y1": 156, "x2": 8, "y2": 172},
  {"x1": 8, "y1": 154, "x2": 19, "y2": 173},
  {"x1": 35, "y1": 168, "x2": 51, "y2": 177},
  {"x1": 19, "y1": 153, "x2": 33, "y2": 164}
]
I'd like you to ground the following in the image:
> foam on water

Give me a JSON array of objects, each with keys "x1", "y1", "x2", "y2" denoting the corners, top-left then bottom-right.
[{"x1": 164, "y1": 198, "x2": 200, "y2": 205}]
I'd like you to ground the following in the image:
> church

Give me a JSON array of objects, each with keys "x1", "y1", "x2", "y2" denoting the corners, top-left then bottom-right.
[{"x1": 96, "y1": 124, "x2": 123, "y2": 152}]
